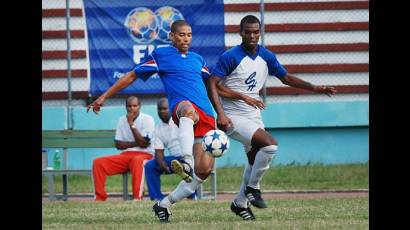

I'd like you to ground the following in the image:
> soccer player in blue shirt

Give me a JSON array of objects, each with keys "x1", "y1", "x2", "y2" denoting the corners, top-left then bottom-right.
[
  {"x1": 208, "y1": 15, "x2": 336, "y2": 220},
  {"x1": 87, "y1": 20, "x2": 216, "y2": 222}
]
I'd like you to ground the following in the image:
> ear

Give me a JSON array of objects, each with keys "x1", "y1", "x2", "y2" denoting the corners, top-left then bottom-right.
[{"x1": 169, "y1": 31, "x2": 174, "y2": 41}]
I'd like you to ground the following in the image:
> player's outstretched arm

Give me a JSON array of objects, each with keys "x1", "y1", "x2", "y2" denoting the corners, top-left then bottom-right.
[
  {"x1": 279, "y1": 74, "x2": 337, "y2": 96},
  {"x1": 87, "y1": 71, "x2": 138, "y2": 114}
]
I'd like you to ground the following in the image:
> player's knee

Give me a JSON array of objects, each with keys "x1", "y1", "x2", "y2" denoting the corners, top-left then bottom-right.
[
  {"x1": 195, "y1": 168, "x2": 212, "y2": 180},
  {"x1": 176, "y1": 101, "x2": 199, "y2": 123},
  {"x1": 183, "y1": 109, "x2": 198, "y2": 124},
  {"x1": 260, "y1": 145, "x2": 278, "y2": 155},
  {"x1": 266, "y1": 136, "x2": 278, "y2": 146}
]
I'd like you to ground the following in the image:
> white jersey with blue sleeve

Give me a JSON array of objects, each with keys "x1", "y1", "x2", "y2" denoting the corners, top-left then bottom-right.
[{"x1": 212, "y1": 45, "x2": 287, "y2": 116}]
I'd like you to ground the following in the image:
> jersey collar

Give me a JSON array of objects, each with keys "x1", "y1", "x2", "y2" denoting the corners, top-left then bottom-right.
[
  {"x1": 240, "y1": 43, "x2": 260, "y2": 60},
  {"x1": 171, "y1": 45, "x2": 189, "y2": 55}
]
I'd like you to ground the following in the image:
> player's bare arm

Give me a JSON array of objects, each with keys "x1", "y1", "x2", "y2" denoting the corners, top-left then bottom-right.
[
  {"x1": 87, "y1": 71, "x2": 138, "y2": 114},
  {"x1": 279, "y1": 74, "x2": 337, "y2": 96},
  {"x1": 215, "y1": 81, "x2": 266, "y2": 110},
  {"x1": 207, "y1": 76, "x2": 233, "y2": 132}
]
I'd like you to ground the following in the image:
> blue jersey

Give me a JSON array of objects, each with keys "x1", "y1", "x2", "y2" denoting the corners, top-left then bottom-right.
[
  {"x1": 133, "y1": 46, "x2": 214, "y2": 117},
  {"x1": 211, "y1": 44, "x2": 288, "y2": 116}
]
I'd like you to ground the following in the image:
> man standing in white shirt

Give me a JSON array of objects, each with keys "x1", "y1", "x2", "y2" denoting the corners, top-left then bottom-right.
[
  {"x1": 208, "y1": 15, "x2": 336, "y2": 220},
  {"x1": 92, "y1": 96, "x2": 155, "y2": 201},
  {"x1": 145, "y1": 98, "x2": 196, "y2": 201}
]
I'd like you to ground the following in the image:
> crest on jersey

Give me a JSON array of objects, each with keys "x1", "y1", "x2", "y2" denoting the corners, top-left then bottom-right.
[{"x1": 245, "y1": 72, "x2": 257, "y2": 91}]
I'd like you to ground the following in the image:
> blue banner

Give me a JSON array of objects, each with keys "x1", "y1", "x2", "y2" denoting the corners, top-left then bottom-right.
[{"x1": 83, "y1": 0, "x2": 225, "y2": 96}]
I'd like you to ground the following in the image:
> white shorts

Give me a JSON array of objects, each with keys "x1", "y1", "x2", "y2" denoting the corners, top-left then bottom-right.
[{"x1": 226, "y1": 114, "x2": 265, "y2": 150}]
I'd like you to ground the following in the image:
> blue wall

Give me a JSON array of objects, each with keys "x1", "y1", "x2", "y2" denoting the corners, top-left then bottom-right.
[{"x1": 42, "y1": 101, "x2": 369, "y2": 169}]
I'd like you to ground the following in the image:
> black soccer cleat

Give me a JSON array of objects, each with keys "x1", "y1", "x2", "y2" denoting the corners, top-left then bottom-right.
[
  {"x1": 171, "y1": 159, "x2": 193, "y2": 183},
  {"x1": 245, "y1": 186, "x2": 267, "y2": 208},
  {"x1": 230, "y1": 201, "x2": 256, "y2": 221},
  {"x1": 152, "y1": 202, "x2": 171, "y2": 222}
]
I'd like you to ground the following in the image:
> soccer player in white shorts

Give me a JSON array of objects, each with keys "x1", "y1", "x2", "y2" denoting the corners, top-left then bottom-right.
[{"x1": 208, "y1": 15, "x2": 336, "y2": 220}]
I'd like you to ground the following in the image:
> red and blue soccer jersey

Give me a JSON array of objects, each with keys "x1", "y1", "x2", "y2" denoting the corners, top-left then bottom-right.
[{"x1": 133, "y1": 45, "x2": 214, "y2": 119}]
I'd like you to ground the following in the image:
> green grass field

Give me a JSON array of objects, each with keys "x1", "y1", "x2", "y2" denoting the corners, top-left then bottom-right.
[
  {"x1": 42, "y1": 163, "x2": 368, "y2": 194},
  {"x1": 43, "y1": 163, "x2": 368, "y2": 229},
  {"x1": 42, "y1": 198, "x2": 368, "y2": 229}
]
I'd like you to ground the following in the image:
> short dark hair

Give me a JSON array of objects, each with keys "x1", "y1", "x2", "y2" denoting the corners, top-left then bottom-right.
[
  {"x1": 157, "y1": 97, "x2": 168, "y2": 107},
  {"x1": 240, "y1": 15, "x2": 261, "y2": 32},
  {"x1": 171, "y1": 20, "x2": 191, "y2": 33},
  {"x1": 126, "y1": 96, "x2": 140, "y2": 106}
]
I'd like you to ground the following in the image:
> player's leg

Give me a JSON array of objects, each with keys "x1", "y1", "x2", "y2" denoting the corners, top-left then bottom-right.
[
  {"x1": 231, "y1": 160, "x2": 255, "y2": 220},
  {"x1": 168, "y1": 156, "x2": 197, "y2": 199},
  {"x1": 245, "y1": 127, "x2": 278, "y2": 208},
  {"x1": 174, "y1": 100, "x2": 199, "y2": 171},
  {"x1": 226, "y1": 115, "x2": 261, "y2": 219},
  {"x1": 160, "y1": 142, "x2": 213, "y2": 205},
  {"x1": 129, "y1": 152, "x2": 153, "y2": 200},
  {"x1": 233, "y1": 145, "x2": 259, "y2": 208},
  {"x1": 153, "y1": 102, "x2": 214, "y2": 222},
  {"x1": 92, "y1": 152, "x2": 132, "y2": 201}
]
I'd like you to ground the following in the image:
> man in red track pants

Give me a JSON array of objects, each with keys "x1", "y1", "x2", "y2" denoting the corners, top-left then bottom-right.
[{"x1": 92, "y1": 96, "x2": 155, "y2": 201}]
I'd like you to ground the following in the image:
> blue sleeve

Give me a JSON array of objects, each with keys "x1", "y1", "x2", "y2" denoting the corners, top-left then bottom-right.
[
  {"x1": 260, "y1": 48, "x2": 288, "y2": 78},
  {"x1": 211, "y1": 51, "x2": 237, "y2": 78},
  {"x1": 133, "y1": 50, "x2": 159, "y2": 81}
]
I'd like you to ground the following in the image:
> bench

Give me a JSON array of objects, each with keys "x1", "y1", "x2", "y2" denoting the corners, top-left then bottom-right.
[
  {"x1": 42, "y1": 129, "x2": 216, "y2": 201},
  {"x1": 42, "y1": 129, "x2": 131, "y2": 201}
]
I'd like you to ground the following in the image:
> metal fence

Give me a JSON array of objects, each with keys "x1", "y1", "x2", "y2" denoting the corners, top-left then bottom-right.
[{"x1": 42, "y1": 0, "x2": 369, "y2": 105}]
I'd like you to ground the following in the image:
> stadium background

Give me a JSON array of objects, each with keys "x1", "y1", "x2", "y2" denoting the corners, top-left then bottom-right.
[{"x1": 42, "y1": 0, "x2": 369, "y2": 169}]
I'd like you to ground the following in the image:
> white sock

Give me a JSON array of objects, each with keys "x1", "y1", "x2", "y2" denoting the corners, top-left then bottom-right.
[
  {"x1": 178, "y1": 117, "x2": 194, "y2": 168},
  {"x1": 159, "y1": 175, "x2": 204, "y2": 208},
  {"x1": 234, "y1": 164, "x2": 252, "y2": 208},
  {"x1": 247, "y1": 145, "x2": 278, "y2": 190}
]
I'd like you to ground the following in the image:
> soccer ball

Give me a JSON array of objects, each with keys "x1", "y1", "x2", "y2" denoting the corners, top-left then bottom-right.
[
  {"x1": 124, "y1": 7, "x2": 159, "y2": 44},
  {"x1": 202, "y1": 129, "x2": 230, "y2": 158}
]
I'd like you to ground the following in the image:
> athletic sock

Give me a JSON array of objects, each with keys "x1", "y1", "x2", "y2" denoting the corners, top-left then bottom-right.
[
  {"x1": 178, "y1": 117, "x2": 195, "y2": 168},
  {"x1": 247, "y1": 145, "x2": 278, "y2": 189},
  {"x1": 159, "y1": 175, "x2": 204, "y2": 208},
  {"x1": 234, "y1": 164, "x2": 253, "y2": 208}
]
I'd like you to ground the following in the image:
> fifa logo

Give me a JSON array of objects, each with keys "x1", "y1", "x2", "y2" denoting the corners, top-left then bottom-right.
[
  {"x1": 124, "y1": 6, "x2": 184, "y2": 64},
  {"x1": 245, "y1": 72, "x2": 257, "y2": 91},
  {"x1": 124, "y1": 6, "x2": 184, "y2": 44}
]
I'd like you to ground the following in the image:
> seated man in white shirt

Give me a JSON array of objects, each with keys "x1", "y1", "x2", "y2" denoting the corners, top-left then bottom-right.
[
  {"x1": 92, "y1": 96, "x2": 155, "y2": 201},
  {"x1": 145, "y1": 98, "x2": 196, "y2": 201}
]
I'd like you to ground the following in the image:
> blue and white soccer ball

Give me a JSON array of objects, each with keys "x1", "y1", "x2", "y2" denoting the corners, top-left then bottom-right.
[{"x1": 202, "y1": 129, "x2": 230, "y2": 158}]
